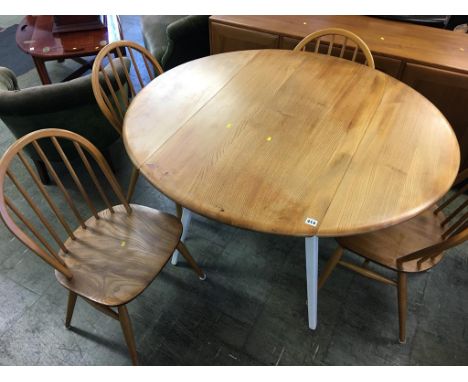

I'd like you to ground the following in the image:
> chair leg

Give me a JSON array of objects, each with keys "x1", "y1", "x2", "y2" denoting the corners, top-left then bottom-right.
[
  {"x1": 65, "y1": 291, "x2": 78, "y2": 328},
  {"x1": 127, "y1": 167, "x2": 139, "y2": 203},
  {"x1": 176, "y1": 241, "x2": 206, "y2": 280},
  {"x1": 34, "y1": 159, "x2": 51, "y2": 185},
  {"x1": 318, "y1": 246, "x2": 344, "y2": 289},
  {"x1": 175, "y1": 202, "x2": 183, "y2": 219},
  {"x1": 397, "y1": 272, "x2": 408, "y2": 344},
  {"x1": 118, "y1": 305, "x2": 138, "y2": 366}
]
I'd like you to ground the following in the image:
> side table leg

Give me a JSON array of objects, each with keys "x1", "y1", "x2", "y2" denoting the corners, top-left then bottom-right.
[
  {"x1": 32, "y1": 57, "x2": 51, "y2": 85},
  {"x1": 305, "y1": 236, "x2": 319, "y2": 330},
  {"x1": 171, "y1": 208, "x2": 193, "y2": 265}
]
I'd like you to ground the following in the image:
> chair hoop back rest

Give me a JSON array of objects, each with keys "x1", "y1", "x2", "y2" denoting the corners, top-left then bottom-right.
[
  {"x1": 398, "y1": 168, "x2": 468, "y2": 267},
  {"x1": 91, "y1": 40, "x2": 164, "y2": 134},
  {"x1": 0, "y1": 129, "x2": 132, "y2": 279},
  {"x1": 293, "y1": 27, "x2": 375, "y2": 69},
  {"x1": 397, "y1": 225, "x2": 468, "y2": 269}
]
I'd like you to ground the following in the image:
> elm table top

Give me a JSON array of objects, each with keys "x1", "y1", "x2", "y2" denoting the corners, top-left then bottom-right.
[{"x1": 123, "y1": 49, "x2": 460, "y2": 237}]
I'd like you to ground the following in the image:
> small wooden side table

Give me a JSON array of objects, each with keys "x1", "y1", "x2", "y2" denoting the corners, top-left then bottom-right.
[{"x1": 15, "y1": 15, "x2": 123, "y2": 84}]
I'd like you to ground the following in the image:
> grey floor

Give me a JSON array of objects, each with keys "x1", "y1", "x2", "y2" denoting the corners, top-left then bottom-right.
[{"x1": 0, "y1": 16, "x2": 467, "y2": 366}]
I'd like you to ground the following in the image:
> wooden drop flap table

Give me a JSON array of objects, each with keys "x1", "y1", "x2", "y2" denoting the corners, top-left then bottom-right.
[
  {"x1": 123, "y1": 50, "x2": 460, "y2": 329},
  {"x1": 16, "y1": 15, "x2": 123, "y2": 85}
]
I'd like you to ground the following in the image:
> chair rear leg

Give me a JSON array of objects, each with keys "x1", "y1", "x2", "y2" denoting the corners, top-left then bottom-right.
[
  {"x1": 397, "y1": 272, "x2": 408, "y2": 344},
  {"x1": 118, "y1": 305, "x2": 138, "y2": 366},
  {"x1": 127, "y1": 167, "x2": 139, "y2": 203},
  {"x1": 176, "y1": 241, "x2": 206, "y2": 280},
  {"x1": 318, "y1": 246, "x2": 343, "y2": 289},
  {"x1": 65, "y1": 291, "x2": 78, "y2": 328}
]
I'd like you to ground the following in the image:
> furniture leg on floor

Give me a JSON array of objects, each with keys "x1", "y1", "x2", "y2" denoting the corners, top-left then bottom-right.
[
  {"x1": 305, "y1": 236, "x2": 319, "y2": 330},
  {"x1": 397, "y1": 272, "x2": 408, "y2": 344},
  {"x1": 176, "y1": 241, "x2": 206, "y2": 280},
  {"x1": 118, "y1": 305, "x2": 138, "y2": 366},
  {"x1": 65, "y1": 291, "x2": 78, "y2": 329},
  {"x1": 171, "y1": 208, "x2": 193, "y2": 265},
  {"x1": 318, "y1": 246, "x2": 343, "y2": 289},
  {"x1": 127, "y1": 167, "x2": 139, "y2": 203}
]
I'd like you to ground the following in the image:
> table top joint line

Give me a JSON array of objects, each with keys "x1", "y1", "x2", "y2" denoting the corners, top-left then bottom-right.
[{"x1": 133, "y1": 51, "x2": 263, "y2": 170}]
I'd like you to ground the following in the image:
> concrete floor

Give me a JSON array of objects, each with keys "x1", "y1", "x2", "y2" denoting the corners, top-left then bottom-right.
[{"x1": 0, "y1": 16, "x2": 467, "y2": 366}]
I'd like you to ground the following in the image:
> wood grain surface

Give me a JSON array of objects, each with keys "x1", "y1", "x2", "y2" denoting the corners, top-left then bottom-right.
[
  {"x1": 210, "y1": 16, "x2": 468, "y2": 74},
  {"x1": 293, "y1": 27, "x2": 375, "y2": 69},
  {"x1": 337, "y1": 205, "x2": 446, "y2": 272},
  {"x1": 123, "y1": 49, "x2": 460, "y2": 237},
  {"x1": 55, "y1": 204, "x2": 182, "y2": 306}
]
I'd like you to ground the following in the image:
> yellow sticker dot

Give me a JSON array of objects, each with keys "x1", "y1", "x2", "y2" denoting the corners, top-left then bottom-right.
[
  {"x1": 120, "y1": 241, "x2": 126, "y2": 247},
  {"x1": 266, "y1": 136, "x2": 272, "y2": 141},
  {"x1": 226, "y1": 123, "x2": 232, "y2": 128},
  {"x1": 380, "y1": 37, "x2": 385, "y2": 40}
]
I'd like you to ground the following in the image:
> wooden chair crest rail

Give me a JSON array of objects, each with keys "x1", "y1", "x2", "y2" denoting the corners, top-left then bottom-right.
[
  {"x1": 318, "y1": 169, "x2": 468, "y2": 343},
  {"x1": 0, "y1": 128, "x2": 206, "y2": 365},
  {"x1": 293, "y1": 27, "x2": 375, "y2": 69},
  {"x1": 91, "y1": 40, "x2": 164, "y2": 202}
]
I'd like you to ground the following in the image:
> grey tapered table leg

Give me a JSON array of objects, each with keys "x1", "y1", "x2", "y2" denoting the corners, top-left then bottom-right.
[{"x1": 305, "y1": 236, "x2": 319, "y2": 329}]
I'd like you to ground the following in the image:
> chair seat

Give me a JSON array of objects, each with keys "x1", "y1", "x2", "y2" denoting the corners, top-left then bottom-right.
[
  {"x1": 55, "y1": 204, "x2": 182, "y2": 306},
  {"x1": 337, "y1": 205, "x2": 446, "y2": 272}
]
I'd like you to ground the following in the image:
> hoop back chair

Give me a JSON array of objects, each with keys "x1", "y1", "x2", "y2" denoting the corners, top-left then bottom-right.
[
  {"x1": 293, "y1": 28, "x2": 375, "y2": 69},
  {"x1": 91, "y1": 40, "x2": 164, "y2": 202},
  {"x1": 0, "y1": 128, "x2": 205, "y2": 365},
  {"x1": 318, "y1": 169, "x2": 468, "y2": 343}
]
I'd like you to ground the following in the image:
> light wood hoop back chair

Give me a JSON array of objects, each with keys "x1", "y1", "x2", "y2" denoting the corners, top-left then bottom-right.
[
  {"x1": 0, "y1": 128, "x2": 206, "y2": 365},
  {"x1": 91, "y1": 40, "x2": 164, "y2": 202},
  {"x1": 293, "y1": 28, "x2": 375, "y2": 69},
  {"x1": 319, "y1": 169, "x2": 468, "y2": 343}
]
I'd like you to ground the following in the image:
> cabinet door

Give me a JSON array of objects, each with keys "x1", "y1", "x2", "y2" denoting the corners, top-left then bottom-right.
[
  {"x1": 402, "y1": 63, "x2": 468, "y2": 169},
  {"x1": 279, "y1": 36, "x2": 301, "y2": 50},
  {"x1": 372, "y1": 55, "x2": 402, "y2": 78},
  {"x1": 210, "y1": 22, "x2": 279, "y2": 54}
]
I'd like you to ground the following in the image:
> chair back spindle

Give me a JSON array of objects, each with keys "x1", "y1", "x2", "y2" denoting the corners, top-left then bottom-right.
[
  {"x1": 398, "y1": 169, "x2": 468, "y2": 267},
  {"x1": 293, "y1": 28, "x2": 375, "y2": 69},
  {"x1": 0, "y1": 129, "x2": 132, "y2": 279},
  {"x1": 92, "y1": 40, "x2": 164, "y2": 134}
]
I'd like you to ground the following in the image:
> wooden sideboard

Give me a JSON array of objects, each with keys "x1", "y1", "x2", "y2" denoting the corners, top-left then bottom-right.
[{"x1": 209, "y1": 15, "x2": 468, "y2": 169}]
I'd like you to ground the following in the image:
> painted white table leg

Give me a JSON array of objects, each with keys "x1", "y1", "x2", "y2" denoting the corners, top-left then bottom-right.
[
  {"x1": 305, "y1": 236, "x2": 319, "y2": 330},
  {"x1": 171, "y1": 208, "x2": 193, "y2": 265}
]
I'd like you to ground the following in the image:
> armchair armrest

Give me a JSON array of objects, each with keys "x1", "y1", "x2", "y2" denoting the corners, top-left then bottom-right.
[{"x1": 0, "y1": 67, "x2": 19, "y2": 91}]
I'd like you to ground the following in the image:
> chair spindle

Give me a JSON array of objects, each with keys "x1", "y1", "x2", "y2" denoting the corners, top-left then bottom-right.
[
  {"x1": 32, "y1": 140, "x2": 86, "y2": 229},
  {"x1": 6, "y1": 169, "x2": 68, "y2": 253},
  {"x1": 51, "y1": 137, "x2": 99, "y2": 219}
]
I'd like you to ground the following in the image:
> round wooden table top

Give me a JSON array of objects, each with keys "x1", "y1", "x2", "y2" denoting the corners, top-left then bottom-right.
[{"x1": 123, "y1": 49, "x2": 460, "y2": 237}]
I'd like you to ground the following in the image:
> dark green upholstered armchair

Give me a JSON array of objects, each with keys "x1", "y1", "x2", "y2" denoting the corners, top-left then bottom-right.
[
  {"x1": 0, "y1": 59, "x2": 130, "y2": 184},
  {"x1": 141, "y1": 15, "x2": 210, "y2": 71}
]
